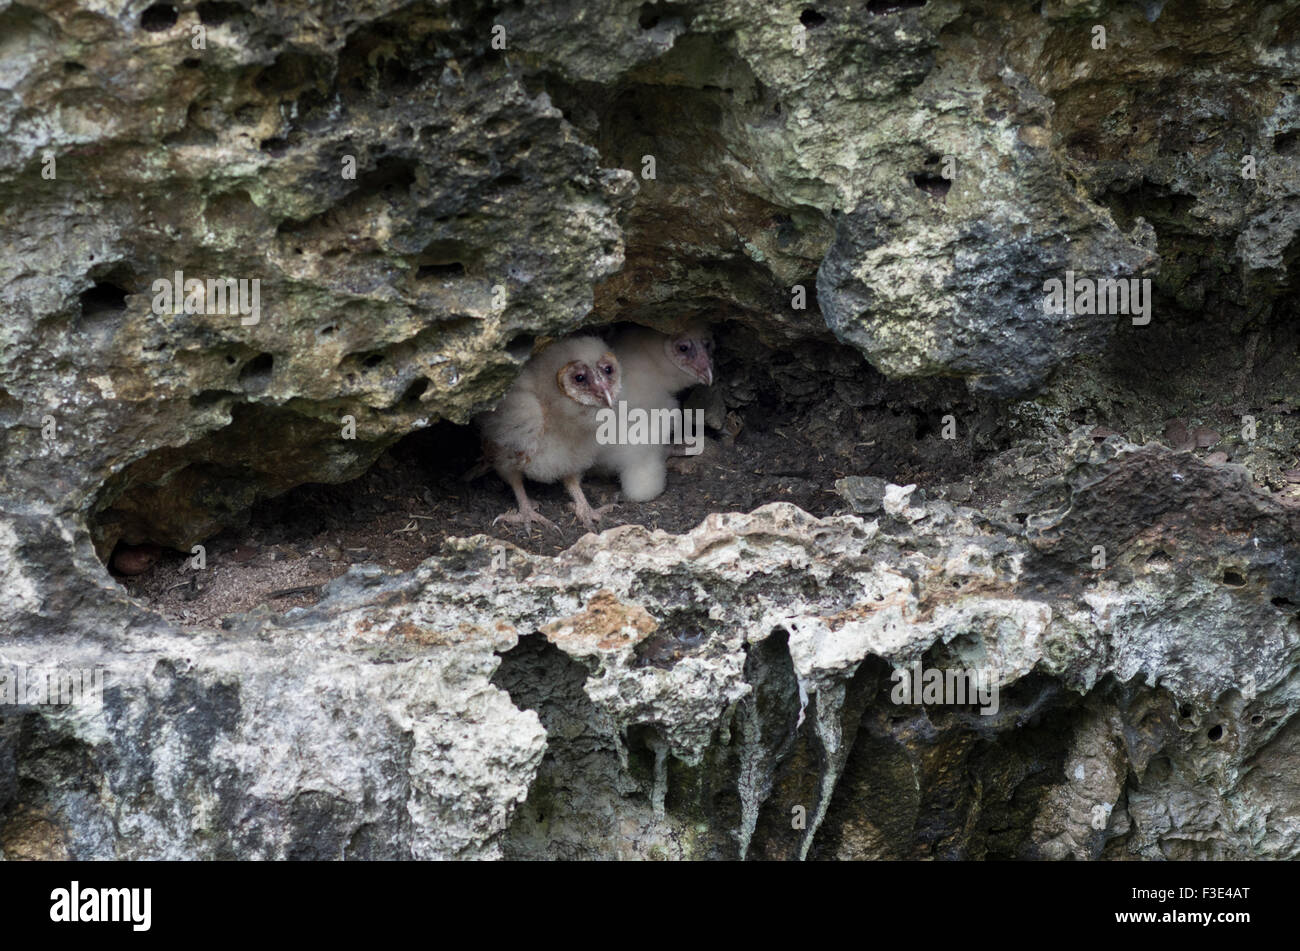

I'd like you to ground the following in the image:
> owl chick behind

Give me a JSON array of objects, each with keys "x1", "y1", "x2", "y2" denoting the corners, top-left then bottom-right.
[{"x1": 595, "y1": 323, "x2": 714, "y2": 502}]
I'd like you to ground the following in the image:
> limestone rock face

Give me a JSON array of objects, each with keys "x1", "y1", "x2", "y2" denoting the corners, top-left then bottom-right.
[
  {"x1": 7, "y1": 445, "x2": 1300, "y2": 858},
  {"x1": 4, "y1": 0, "x2": 1300, "y2": 859}
]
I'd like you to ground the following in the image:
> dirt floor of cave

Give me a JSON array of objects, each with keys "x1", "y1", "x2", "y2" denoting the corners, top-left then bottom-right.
[{"x1": 118, "y1": 403, "x2": 966, "y2": 629}]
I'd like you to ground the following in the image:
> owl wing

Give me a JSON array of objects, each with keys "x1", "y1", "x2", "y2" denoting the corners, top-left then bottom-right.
[{"x1": 481, "y1": 388, "x2": 546, "y2": 472}]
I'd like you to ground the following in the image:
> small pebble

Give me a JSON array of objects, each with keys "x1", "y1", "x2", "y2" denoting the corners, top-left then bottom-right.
[
  {"x1": 1192, "y1": 426, "x2": 1220, "y2": 448},
  {"x1": 1163, "y1": 419, "x2": 1195, "y2": 452},
  {"x1": 111, "y1": 543, "x2": 163, "y2": 576}
]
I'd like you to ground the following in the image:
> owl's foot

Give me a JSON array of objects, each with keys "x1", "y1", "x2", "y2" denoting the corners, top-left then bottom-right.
[{"x1": 492, "y1": 505, "x2": 559, "y2": 537}]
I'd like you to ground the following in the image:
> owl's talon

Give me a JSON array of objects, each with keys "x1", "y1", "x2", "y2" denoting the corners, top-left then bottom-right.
[{"x1": 493, "y1": 507, "x2": 559, "y2": 536}]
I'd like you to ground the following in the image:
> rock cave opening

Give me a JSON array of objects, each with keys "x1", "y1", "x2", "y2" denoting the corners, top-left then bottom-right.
[{"x1": 90, "y1": 320, "x2": 986, "y2": 628}]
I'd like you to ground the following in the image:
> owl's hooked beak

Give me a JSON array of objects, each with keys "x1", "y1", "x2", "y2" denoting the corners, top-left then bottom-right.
[
  {"x1": 687, "y1": 351, "x2": 713, "y2": 387},
  {"x1": 595, "y1": 375, "x2": 618, "y2": 407}
]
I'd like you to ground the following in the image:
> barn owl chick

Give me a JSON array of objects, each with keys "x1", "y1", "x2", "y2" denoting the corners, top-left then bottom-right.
[
  {"x1": 596, "y1": 324, "x2": 714, "y2": 502},
  {"x1": 476, "y1": 335, "x2": 622, "y2": 534}
]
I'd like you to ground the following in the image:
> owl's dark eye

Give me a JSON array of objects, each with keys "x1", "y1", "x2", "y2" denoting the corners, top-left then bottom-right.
[
  {"x1": 678, "y1": 343, "x2": 690, "y2": 353},
  {"x1": 601, "y1": 364, "x2": 614, "y2": 375},
  {"x1": 574, "y1": 373, "x2": 587, "y2": 384}
]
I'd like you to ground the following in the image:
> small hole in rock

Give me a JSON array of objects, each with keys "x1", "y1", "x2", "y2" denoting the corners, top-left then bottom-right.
[
  {"x1": 506, "y1": 334, "x2": 535, "y2": 361},
  {"x1": 80, "y1": 282, "x2": 129, "y2": 316},
  {"x1": 416, "y1": 262, "x2": 465, "y2": 279},
  {"x1": 913, "y1": 171, "x2": 951, "y2": 199},
  {"x1": 140, "y1": 4, "x2": 179, "y2": 31},
  {"x1": 363, "y1": 354, "x2": 385, "y2": 368},
  {"x1": 1207, "y1": 724, "x2": 1223, "y2": 741},
  {"x1": 636, "y1": 1, "x2": 691, "y2": 30},
  {"x1": 1223, "y1": 570, "x2": 1246, "y2": 587},
  {"x1": 1251, "y1": 714, "x2": 1264, "y2": 725},
  {"x1": 402, "y1": 378, "x2": 430, "y2": 404},
  {"x1": 64, "y1": 61, "x2": 86, "y2": 73},
  {"x1": 1179, "y1": 704, "x2": 1192, "y2": 718},
  {"x1": 239, "y1": 353, "x2": 274, "y2": 389},
  {"x1": 800, "y1": 8, "x2": 826, "y2": 27}
]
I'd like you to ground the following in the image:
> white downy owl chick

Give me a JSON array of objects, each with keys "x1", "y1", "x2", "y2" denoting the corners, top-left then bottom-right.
[
  {"x1": 477, "y1": 335, "x2": 622, "y2": 533},
  {"x1": 595, "y1": 324, "x2": 713, "y2": 502}
]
